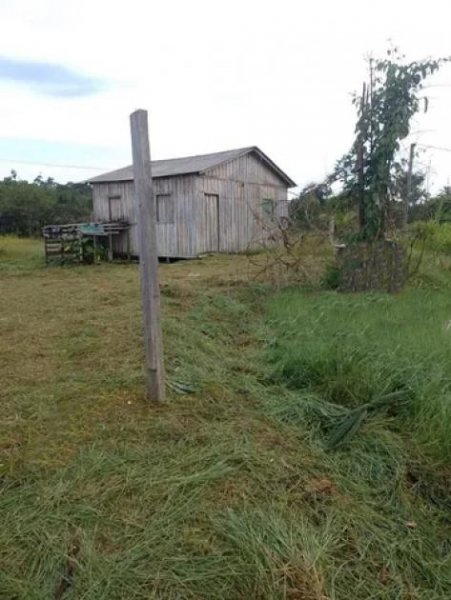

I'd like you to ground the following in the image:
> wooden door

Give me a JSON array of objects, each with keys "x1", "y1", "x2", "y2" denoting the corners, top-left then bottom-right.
[{"x1": 204, "y1": 194, "x2": 219, "y2": 252}]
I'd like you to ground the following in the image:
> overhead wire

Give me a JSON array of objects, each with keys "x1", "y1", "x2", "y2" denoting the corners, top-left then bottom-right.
[
  {"x1": 416, "y1": 143, "x2": 451, "y2": 153},
  {"x1": 0, "y1": 157, "x2": 111, "y2": 170}
]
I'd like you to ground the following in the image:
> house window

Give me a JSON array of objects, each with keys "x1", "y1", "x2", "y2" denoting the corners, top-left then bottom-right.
[
  {"x1": 108, "y1": 195, "x2": 122, "y2": 221},
  {"x1": 262, "y1": 198, "x2": 275, "y2": 220},
  {"x1": 156, "y1": 194, "x2": 174, "y2": 223}
]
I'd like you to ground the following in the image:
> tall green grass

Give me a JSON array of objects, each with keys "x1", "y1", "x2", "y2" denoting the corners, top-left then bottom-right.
[
  {"x1": 260, "y1": 287, "x2": 451, "y2": 598},
  {"x1": 422, "y1": 222, "x2": 451, "y2": 255},
  {"x1": 265, "y1": 288, "x2": 451, "y2": 460}
]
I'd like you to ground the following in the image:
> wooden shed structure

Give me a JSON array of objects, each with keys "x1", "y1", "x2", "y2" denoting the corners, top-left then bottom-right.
[{"x1": 89, "y1": 146, "x2": 295, "y2": 259}]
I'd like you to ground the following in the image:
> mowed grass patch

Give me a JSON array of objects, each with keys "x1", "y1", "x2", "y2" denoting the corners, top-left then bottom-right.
[
  {"x1": 1, "y1": 238, "x2": 315, "y2": 599},
  {"x1": 1, "y1": 236, "x2": 451, "y2": 599}
]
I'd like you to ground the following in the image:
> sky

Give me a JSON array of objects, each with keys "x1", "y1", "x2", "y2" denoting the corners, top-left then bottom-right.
[{"x1": 0, "y1": 0, "x2": 451, "y2": 192}]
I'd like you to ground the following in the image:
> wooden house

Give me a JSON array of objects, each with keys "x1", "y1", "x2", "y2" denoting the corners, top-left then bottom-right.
[{"x1": 88, "y1": 146, "x2": 295, "y2": 258}]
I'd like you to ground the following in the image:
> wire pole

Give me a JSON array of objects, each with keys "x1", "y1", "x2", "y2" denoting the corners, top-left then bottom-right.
[
  {"x1": 403, "y1": 143, "x2": 416, "y2": 229},
  {"x1": 357, "y1": 82, "x2": 367, "y2": 231},
  {"x1": 130, "y1": 109, "x2": 165, "y2": 402}
]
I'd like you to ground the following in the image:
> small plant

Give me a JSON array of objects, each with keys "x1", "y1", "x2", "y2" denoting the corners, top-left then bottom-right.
[
  {"x1": 322, "y1": 263, "x2": 342, "y2": 289},
  {"x1": 59, "y1": 237, "x2": 107, "y2": 265},
  {"x1": 79, "y1": 238, "x2": 107, "y2": 264}
]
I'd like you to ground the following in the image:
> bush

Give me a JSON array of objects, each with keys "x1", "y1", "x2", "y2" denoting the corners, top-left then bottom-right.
[
  {"x1": 405, "y1": 221, "x2": 451, "y2": 261},
  {"x1": 321, "y1": 263, "x2": 341, "y2": 289}
]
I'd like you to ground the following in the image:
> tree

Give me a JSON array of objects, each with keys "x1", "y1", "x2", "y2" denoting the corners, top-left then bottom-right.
[
  {"x1": 0, "y1": 172, "x2": 92, "y2": 236},
  {"x1": 289, "y1": 181, "x2": 332, "y2": 229},
  {"x1": 392, "y1": 157, "x2": 428, "y2": 206},
  {"x1": 334, "y1": 48, "x2": 448, "y2": 240},
  {"x1": 422, "y1": 186, "x2": 451, "y2": 223}
]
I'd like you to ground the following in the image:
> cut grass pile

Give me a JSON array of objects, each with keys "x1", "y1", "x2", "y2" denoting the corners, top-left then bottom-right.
[{"x1": 1, "y1": 236, "x2": 451, "y2": 599}]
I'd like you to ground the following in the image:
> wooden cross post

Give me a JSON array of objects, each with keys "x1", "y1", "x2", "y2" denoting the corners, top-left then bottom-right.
[{"x1": 130, "y1": 109, "x2": 166, "y2": 402}]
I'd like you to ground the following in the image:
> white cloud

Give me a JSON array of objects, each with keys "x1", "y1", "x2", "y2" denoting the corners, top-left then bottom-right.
[{"x1": 0, "y1": 0, "x2": 450, "y2": 188}]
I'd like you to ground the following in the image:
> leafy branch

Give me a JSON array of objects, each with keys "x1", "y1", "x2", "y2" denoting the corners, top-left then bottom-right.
[{"x1": 333, "y1": 47, "x2": 449, "y2": 241}]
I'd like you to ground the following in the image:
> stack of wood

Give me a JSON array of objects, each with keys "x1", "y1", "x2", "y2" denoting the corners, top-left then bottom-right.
[{"x1": 42, "y1": 221, "x2": 129, "y2": 264}]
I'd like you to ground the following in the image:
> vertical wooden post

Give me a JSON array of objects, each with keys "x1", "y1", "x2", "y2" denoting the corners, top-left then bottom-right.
[
  {"x1": 403, "y1": 143, "x2": 416, "y2": 229},
  {"x1": 78, "y1": 231, "x2": 83, "y2": 263},
  {"x1": 93, "y1": 234, "x2": 97, "y2": 264},
  {"x1": 126, "y1": 229, "x2": 131, "y2": 261},
  {"x1": 130, "y1": 109, "x2": 165, "y2": 402},
  {"x1": 357, "y1": 82, "x2": 367, "y2": 232},
  {"x1": 107, "y1": 235, "x2": 113, "y2": 261},
  {"x1": 107, "y1": 198, "x2": 114, "y2": 261}
]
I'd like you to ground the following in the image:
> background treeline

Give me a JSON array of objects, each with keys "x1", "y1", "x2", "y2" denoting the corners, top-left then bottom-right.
[
  {"x1": 0, "y1": 171, "x2": 92, "y2": 237},
  {"x1": 1, "y1": 167, "x2": 451, "y2": 240},
  {"x1": 289, "y1": 177, "x2": 451, "y2": 234}
]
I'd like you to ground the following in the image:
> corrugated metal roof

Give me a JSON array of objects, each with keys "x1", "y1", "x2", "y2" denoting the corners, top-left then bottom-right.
[{"x1": 88, "y1": 146, "x2": 295, "y2": 186}]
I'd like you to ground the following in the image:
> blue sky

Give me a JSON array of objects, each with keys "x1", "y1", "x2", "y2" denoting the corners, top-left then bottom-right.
[
  {"x1": 0, "y1": 44, "x2": 118, "y2": 181},
  {"x1": 0, "y1": 56, "x2": 106, "y2": 97},
  {"x1": 0, "y1": 0, "x2": 450, "y2": 189}
]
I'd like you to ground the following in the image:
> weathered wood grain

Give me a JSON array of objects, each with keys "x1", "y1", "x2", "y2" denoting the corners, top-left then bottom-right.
[{"x1": 130, "y1": 109, "x2": 165, "y2": 403}]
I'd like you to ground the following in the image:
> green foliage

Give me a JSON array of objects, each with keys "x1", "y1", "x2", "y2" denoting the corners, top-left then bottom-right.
[
  {"x1": 321, "y1": 263, "x2": 342, "y2": 289},
  {"x1": 80, "y1": 238, "x2": 107, "y2": 264},
  {"x1": 435, "y1": 188, "x2": 451, "y2": 220},
  {"x1": 334, "y1": 48, "x2": 448, "y2": 240},
  {"x1": 407, "y1": 186, "x2": 451, "y2": 224},
  {"x1": 409, "y1": 221, "x2": 451, "y2": 255},
  {"x1": 289, "y1": 181, "x2": 333, "y2": 229},
  {"x1": 394, "y1": 188, "x2": 444, "y2": 226},
  {"x1": 0, "y1": 171, "x2": 92, "y2": 236}
]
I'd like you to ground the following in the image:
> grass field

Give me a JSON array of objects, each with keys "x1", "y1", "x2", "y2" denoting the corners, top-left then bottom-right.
[{"x1": 1, "y1": 236, "x2": 451, "y2": 599}]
